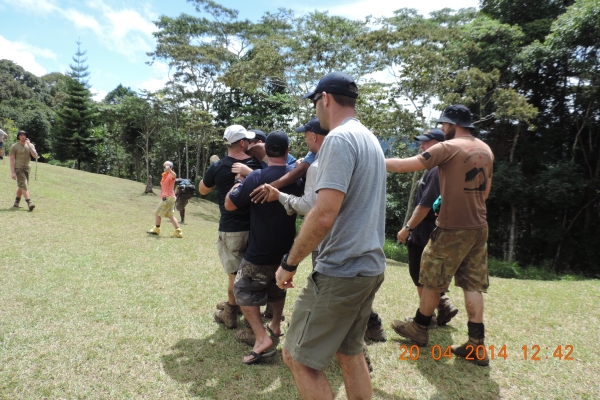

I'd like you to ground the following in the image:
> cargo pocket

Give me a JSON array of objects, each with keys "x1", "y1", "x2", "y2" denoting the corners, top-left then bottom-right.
[
  {"x1": 297, "y1": 309, "x2": 312, "y2": 346},
  {"x1": 420, "y1": 249, "x2": 449, "y2": 291}
]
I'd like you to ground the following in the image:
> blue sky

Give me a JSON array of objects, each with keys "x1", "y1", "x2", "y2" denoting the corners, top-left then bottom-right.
[{"x1": 0, "y1": 0, "x2": 479, "y2": 101}]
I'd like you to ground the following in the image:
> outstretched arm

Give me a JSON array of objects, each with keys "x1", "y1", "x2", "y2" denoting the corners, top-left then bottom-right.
[{"x1": 385, "y1": 156, "x2": 425, "y2": 173}]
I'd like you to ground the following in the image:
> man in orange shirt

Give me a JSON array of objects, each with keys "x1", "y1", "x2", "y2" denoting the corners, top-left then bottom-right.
[{"x1": 147, "y1": 161, "x2": 183, "y2": 238}]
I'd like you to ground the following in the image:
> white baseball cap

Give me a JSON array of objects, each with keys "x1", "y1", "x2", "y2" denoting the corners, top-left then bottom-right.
[{"x1": 223, "y1": 125, "x2": 255, "y2": 145}]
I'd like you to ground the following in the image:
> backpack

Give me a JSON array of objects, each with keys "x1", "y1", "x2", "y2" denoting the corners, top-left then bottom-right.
[{"x1": 176, "y1": 179, "x2": 195, "y2": 198}]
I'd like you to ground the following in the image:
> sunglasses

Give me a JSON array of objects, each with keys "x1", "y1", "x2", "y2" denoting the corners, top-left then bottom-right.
[{"x1": 312, "y1": 93, "x2": 323, "y2": 109}]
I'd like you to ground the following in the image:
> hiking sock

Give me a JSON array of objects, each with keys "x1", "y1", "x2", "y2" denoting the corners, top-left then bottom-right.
[
  {"x1": 15, "y1": 197, "x2": 21, "y2": 203},
  {"x1": 468, "y1": 321, "x2": 485, "y2": 339},
  {"x1": 25, "y1": 199, "x2": 31, "y2": 203},
  {"x1": 440, "y1": 292, "x2": 446, "y2": 297},
  {"x1": 414, "y1": 309, "x2": 432, "y2": 327},
  {"x1": 155, "y1": 225, "x2": 160, "y2": 228}
]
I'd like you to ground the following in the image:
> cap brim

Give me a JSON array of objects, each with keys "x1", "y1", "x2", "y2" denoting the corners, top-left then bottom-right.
[
  {"x1": 302, "y1": 91, "x2": 316, "y2": 100},
  {"x1": 295, "y1": 125, "x2": 308, "y2": 133},
  {"x1": 414, "y1": 135, "x2": 431, "y2": 142},
  {"x1": 245, "y1": 131, "x2": 256, "y2": 139},
  {"x1": 436, "y1": 116, "x2": 455, "y2": 124}
]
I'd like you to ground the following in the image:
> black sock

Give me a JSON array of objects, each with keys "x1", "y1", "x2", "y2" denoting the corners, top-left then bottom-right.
[
  {"x1": 15, "y1": 197, "x2": 20, "y2": 202},
  {"x1": 414, "y1": 308, "x2": 432, "y2": 327},
  {"x1": 25, "y1": 199, "x2": 31, "y2": 203},
  {"x1": 468, "y1": 321, "x2": 485, "y2": 339},
  {"x1": 155, "y1": 225, "x2": 160, "y2": 228}
]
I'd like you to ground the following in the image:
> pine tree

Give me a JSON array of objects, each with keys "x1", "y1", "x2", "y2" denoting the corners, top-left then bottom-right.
[{"x1": 68, "y1": 39, "x2": 91, "y2": 89}]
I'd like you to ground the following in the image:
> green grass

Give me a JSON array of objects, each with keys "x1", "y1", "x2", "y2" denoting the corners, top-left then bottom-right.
[{"x1": 0, "y1": 162, "x2": 599, "y2": 399}]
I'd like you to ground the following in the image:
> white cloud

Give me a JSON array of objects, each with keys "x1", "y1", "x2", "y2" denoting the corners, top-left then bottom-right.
[
  {"x1": 137, "y1": 61, "x2": 170, "y2": 92},
  {"x1": 1, "y1": 0, "x2": 58, "y2": 14},
  {"x1": 91, "y1": 88, "x2": 107, "y2": 102},
  {"x1": 0, "y1": 35, "x2": 57, "y2": 76}
]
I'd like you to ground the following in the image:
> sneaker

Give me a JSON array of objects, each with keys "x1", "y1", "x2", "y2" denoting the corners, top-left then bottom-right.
[
  {"x1": 171, "y1": 228, "x2": 183, "y2": 238},
  {"x1": 405, "y1": 312, "x2": 438, "y2": 329},
  {"x1": 391, "y1": 319, "x2": 428, "y2": 347},
  {"x1": 147, "y1": 226, "x2": 160, "y2": 235},
  {"x1": 27, "y1": 202, "x2": 35, "y2": 211},
  {"x1": 451, "y1": 338, "x2": 489, "y2": 366},
  {"x1": 437, "y1": 295, "x2": 458, "y2": 326},
  {"x1": 214, "y1": 303, "x2": 239, "y2": 329}
]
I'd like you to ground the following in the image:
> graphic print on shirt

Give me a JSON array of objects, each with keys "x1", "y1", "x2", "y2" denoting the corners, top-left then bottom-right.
[{"x1": 463, "y1": 148, "x2": 491, "y2": 192}]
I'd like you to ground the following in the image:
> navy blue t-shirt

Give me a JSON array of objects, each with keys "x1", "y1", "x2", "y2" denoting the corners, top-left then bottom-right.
[
  {"x1": 408, "y1": 167, "x2": 440, "y2": 247},
  {"x1": 202, "y1": 156, "x2": 262, "y2": 232},
  {"x1": 228, "y1": 165, "x2": 303, "y2": 265}
]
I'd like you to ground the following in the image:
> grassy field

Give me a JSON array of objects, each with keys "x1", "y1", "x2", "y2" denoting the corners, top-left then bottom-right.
[{"x1": 0, "y1": 161, "x2": 599, "y2": 399}]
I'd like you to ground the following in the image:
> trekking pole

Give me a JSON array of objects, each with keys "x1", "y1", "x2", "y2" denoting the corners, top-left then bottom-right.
[{"x1": 35, "y1": 156, "x2": 38, "y2": 180}]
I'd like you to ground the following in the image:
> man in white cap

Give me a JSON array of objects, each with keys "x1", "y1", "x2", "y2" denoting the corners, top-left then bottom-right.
[{"x1": 199, "y1": 125, "x2": 262, "y2": 329}]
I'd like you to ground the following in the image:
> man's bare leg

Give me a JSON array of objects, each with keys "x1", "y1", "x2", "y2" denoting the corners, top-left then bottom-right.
[
  {"x1": 335, "y1": 351, "x2": 372, "y2": 400},
  {"x1": 227, "y1": 274, "x2": 236, "y2": 305},
  {"x1": 419, "y1": 286, "x2": 440, "y2": 316},
  {"x1": 283, "y1": 348, "x2": 334, "y2": 400},
  {"x1": 154, "y1": 215, "x2": 161, "y2": 226},
  {"x1": 266, "y1": 299, "x2": 284, "y2": 335},
  {"x1": 241, "y1": 305, "x2": 273, "y2": 361},
  {"x1": 463, "y1": 290, "x2": 483, "y2": 323}
]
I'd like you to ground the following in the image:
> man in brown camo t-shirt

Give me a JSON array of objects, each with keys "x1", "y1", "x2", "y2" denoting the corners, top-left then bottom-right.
[{"x1": 386, "y1": 105, "x2": 494, "y2": 366}]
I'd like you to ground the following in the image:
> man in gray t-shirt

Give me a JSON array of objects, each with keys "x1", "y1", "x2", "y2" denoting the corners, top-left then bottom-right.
[{"x1": 276, "y1": 72, "x2": 386, "y2": 399}]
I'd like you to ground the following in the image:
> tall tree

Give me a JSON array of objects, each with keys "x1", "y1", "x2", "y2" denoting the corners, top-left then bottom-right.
[{"x1": 68, "y1": 40, "x2": 91, "y2": 88}]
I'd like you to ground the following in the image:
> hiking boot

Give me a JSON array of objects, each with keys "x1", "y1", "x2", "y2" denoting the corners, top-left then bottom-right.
[
  {"x1": 451, "y1": 337, "x2": 489, "y2": 366},
  {"x1": 171, "y1": 228, "x2": 183, "y2": 238},
  {"x1": 363, "y1": 346, "x2": 373, "y2": 373},
  {"x1": 214, "y1": 303, "x2": 239, "y2": 329},
  {"x1": 405, "y1": 312, "x2": 438, "y2": 329},
  {"x1": 437, "y1": 295, "x2": 459, "y2": 326},
  {"x1": 13, "y1": 201, "x2": 22, "y2": 208},
  {"x1": 391, "y1": 319, "x2": 428, "y2": 347},
  {"x1": 27, "y1": 202, "x2": 35, "y2": 211},
  {"x1": 216, "y1": 301, "x2": 242, "y2": 315},
  {"x1": 147, "y1": 226, "x2": 160, "y2": 235},
  {"x1": 235, "y1": 328, "x2": 255, "y2": 346},
  {"x1": 365, "y1": 310, "x2": 387, "y2": 342}
]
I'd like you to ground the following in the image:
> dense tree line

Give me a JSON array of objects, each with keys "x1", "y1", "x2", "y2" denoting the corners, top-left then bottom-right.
[{"x1": 0, "y1": 0, "x2": 597, "y2": 274}]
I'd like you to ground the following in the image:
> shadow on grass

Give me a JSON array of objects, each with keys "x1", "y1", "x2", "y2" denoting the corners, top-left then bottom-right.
[
  {"x1": 0, "y1": 207, "x2": 22, "y2": 212},
  {"x1": 162, "y1": 324, "x2": 348, "y2": 399},
  {"x1": 189, "y1": 211, "x2": 220, "y2": 224}
]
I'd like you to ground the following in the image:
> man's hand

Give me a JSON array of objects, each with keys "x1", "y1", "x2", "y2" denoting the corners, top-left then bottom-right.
[
  {"x1": 11, "y1": 172, "x2": 16, "y2": 180},
  {"x1": 232, "y1": 162, "x2": 252, "y2": 177},
  {"x1": 397, "y1": 228, "x2": 409, "y2": 244},
  {"x1": 250, "y1": 184, "x2": 268, "y2": 203},
  {"x1": 276, "y1": 267, "x2": 296, "y2": 289}
]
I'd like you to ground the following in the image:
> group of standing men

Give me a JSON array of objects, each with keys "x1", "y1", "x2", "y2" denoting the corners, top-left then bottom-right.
[{"x1": 199, "y1": 71, "x2": 494, "y2": 399}]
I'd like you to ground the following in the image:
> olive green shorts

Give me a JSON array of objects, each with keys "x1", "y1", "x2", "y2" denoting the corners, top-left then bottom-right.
[
  {"x1": 420, "y1": 226, "x2": 489, "y2": 292},
  {"x1": 217, "y1": 231, "x2": 249, "y2": 274},
  {"x1": 15, "y1": 168, "x2": 29, "y2": 190},
  {"x1": 284, "y1": 271, "x2": 384, "y2": 371},
  {"x1": 154, "y1": 196, "x2": 176, "y2": 218}
]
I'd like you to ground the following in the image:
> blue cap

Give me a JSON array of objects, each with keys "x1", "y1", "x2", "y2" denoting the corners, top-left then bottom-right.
[
  {"x1": 436, "y1": 105, "x2": 474, "y2": 128},
  {"x1": 414, "y1": 128, "x2": 445, "y2": 142},
  {"x1": 249, "y1": 129, "x2": 267, "y2": 142},
  {"x1": 303, "y1": 71, "x2": 358, "y2": 100},
  {"x1": 266, "y1": 130, "x2": 289, "y2": 151},
  {"x1": 295, "y1": 118, "x2": 329, "y2": 135}
]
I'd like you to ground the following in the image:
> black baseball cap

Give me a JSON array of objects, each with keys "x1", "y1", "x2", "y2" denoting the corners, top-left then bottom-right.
[
  {"x1": 302, "y1": 71, "x2": 358, "y2": 100},
  {"x1": 249, "y1": 129, "x2": 267, "y2": 142},
  {"x1": 436, "y1": 105, "x2": 475, "y2": 128},
  {"x1": 266, "y1": 130, "x2": 289, "y2": 151},
  {"x1": 295, "y1": 118, "x2": 329, "y2": 135},
  {"x1": 17, "y1": 130, "x2": 27, "y2": 138},
  {"x1": 414, "y1": 129, "x2": 445, "y2": 142}
]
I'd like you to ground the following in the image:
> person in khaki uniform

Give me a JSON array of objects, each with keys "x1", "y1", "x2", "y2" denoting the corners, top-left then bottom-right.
[
  {"x1": 9, "y1": 130, "x2": 37, "y2": 211},
  {"x1": 386, "y1": 105, "x2": 494, "y2": 366}
]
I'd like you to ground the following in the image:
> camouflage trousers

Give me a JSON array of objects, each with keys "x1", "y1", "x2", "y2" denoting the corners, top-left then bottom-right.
[{"x1": 420, "y1": 226, "x2": 489, "y2": 292}]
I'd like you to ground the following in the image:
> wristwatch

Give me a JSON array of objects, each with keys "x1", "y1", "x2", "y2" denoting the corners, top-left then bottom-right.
[
  {"x1": 405, "y1": 224, "x2": 413, "y2": 232},
  {"x1": 281, "y1": 253, "x2": 298, "y2": 272}
]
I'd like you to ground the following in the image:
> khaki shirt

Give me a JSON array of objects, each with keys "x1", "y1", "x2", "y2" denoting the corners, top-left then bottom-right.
[{"x1": 10, "y1": 143, "x2": 33, "y2": 169}]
